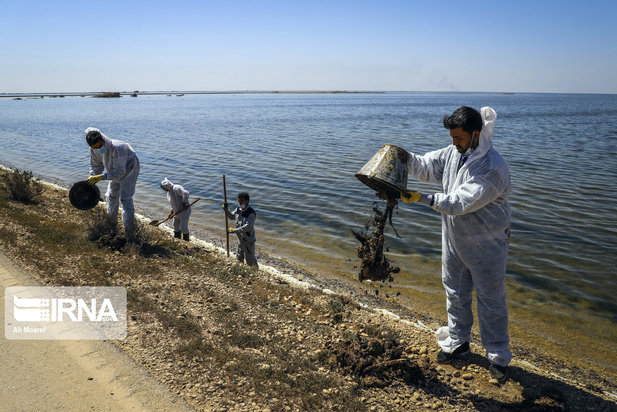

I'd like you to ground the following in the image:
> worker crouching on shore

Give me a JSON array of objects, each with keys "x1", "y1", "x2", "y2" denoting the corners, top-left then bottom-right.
[
  {"x1": 160, "y1": 177, "x2": 192, "y2": 241},
  {"x1": 223, "y1": 192, "x2": 258, "y2": 267}
]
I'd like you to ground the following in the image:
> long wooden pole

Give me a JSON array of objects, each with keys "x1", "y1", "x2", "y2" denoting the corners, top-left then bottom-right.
[{"x1": 223, "y1": 175, "x2": 230, "y2": 257}]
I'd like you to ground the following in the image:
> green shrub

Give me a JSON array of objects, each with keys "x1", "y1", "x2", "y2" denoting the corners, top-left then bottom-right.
[
  {"x1": 86, "y1": 208, "x2": 119, "y2": 241},
  {"x1": 229, "y1": 263, "x2": 254, "y2": 278},
  {"x1": 85, "y1": 208, "x2": 123, "y2": 251},
  {"x1": 328, "y1": 297, "x2": 345, "y2": 313},
  {"x1": 86, "y1": 211, "x2": 171, "y2": 257},
  {"x1": 126, "y1": 221, "x2": 172, "y2": 257},
  {"x1": 125, "y1": 220, "x2": 149, "y2": 247},
  {"x1": 2, "y1": 169, "x2": 43, "y2": 203}
]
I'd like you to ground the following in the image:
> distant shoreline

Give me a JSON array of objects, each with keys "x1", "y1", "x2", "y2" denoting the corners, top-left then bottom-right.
[
  {"x1": 0, "y1": 90, "x2": 387, "y2": 99},
  {"x1": 0, "y1": 90, "x2": 531, "y2": 99},
  {"x1": 6, "y1": 91, "x2": 617, "y2": 99}
]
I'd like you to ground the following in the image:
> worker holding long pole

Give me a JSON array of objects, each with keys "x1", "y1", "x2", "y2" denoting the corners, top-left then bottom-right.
[{"x1": 222, "y1": 190, "x2": 258, "y2": 267}]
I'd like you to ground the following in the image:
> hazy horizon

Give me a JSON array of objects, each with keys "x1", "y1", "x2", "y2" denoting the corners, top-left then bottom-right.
[{"x1": 3, "y1": 90, "x2": 616, "y2": 97}]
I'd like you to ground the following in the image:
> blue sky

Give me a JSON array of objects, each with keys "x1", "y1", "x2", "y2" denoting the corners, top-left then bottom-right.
[{"x1": 2, "y1": 0, "x2": 616, "y2": 93}]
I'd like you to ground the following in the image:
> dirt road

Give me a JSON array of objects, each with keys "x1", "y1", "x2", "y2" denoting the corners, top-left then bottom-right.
[{"x1": 0, "y1": 251, "x2": 193, "y2": 411}]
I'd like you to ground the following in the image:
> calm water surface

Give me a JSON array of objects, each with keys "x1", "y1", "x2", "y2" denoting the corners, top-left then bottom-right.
[{"x1": 1, "y1": 92, "x2": 616, "y2": 370}]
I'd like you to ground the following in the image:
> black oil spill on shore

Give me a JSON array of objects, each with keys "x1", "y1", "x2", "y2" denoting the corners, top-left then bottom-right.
[
  {"x1": 353, "y1": 200, "x2": 400, "y2": 283},
  {"x1": 328, "y1": 335, "x2": 428, "y2": 388}
]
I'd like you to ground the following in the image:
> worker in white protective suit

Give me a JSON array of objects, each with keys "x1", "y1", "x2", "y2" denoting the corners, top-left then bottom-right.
[
  {"x1": 400, "y1": 106, "x2": 511, "y2": 384},
  {"x1": 86, "y1": 127, "x2": 140, "y2": 231},
  {"x1": 160, "y1": 177, "x2": 192, "y2": 241}
]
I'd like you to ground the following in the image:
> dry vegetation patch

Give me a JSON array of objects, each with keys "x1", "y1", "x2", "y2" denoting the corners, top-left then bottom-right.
[{"x1": 0, "y1": 168, "x2": 616, "y2": 411}]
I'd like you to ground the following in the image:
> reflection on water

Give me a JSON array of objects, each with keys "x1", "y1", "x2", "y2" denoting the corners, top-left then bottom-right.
[{"x1": 1, "y1": 92, "x2": 616, "y2": 371}]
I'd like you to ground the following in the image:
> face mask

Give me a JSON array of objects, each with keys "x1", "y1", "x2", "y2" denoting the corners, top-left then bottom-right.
[
  {"x1": 239, "y1": 203, "x2": 247, "y2": 210},
  {"x1": 93, "y1": 144, "x2": 106, "y2": 155},
  {"x1": 463, "y1": 132, "x2": 476, "y2": 155}
]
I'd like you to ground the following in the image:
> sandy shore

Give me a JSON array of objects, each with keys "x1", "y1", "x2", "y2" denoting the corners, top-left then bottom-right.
[
  {"x1": 0, "y1": 251, "x2": 192, "y2": 411},
  {"x1": 1, "y1": 167, "x2": 616, "y2": 411}
]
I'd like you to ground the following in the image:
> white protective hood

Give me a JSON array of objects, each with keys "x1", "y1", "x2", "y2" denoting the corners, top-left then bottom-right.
[
  {"x1": 468, "y1": 106, "x2": 497, "y2": 164},
  {"x1": 85, "y1": 126, "x2": 111, "y2": 144},
  {"x1": 161, "y1": 177, "x2": 174, "y2": 191}
]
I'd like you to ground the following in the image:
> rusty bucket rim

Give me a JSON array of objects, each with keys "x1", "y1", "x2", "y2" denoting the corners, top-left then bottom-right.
[{"x1": 355, "y1": 144, "x2": 409, "y2": 196}]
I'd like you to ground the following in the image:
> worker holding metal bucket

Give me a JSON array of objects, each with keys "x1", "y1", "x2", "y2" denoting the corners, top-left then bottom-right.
[
  {"x1": 401, "y1": 106, "x2": 511, "y2": 384},
  {"x1": 85, "y1": 127, "x2": 140, "y2": 231}
]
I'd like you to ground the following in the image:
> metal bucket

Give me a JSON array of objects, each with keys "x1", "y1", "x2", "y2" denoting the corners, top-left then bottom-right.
[
  {"x1": 69, "y1": 181, "x2": 101, "y2": 210},
  {"x1": 355, "y1": 144, "x2": 409, "y2": 198}
]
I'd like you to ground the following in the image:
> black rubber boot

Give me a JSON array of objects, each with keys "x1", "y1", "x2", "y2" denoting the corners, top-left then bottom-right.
[
  {"x1": 182, "y1": 233, "x2": 190, "y2": 242},
  {"x1": 174, "y1": 231, "x2": 181, "y2": 239},
  {"x1": 489, "y1": 363, "x2": 508, "y2": 384},
  {"x1": 436, "y1": 341, "x2": 470, "y2": 364}
]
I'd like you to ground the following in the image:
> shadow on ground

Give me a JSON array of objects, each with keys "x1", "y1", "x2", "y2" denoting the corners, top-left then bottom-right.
[
  {"x1": 329, "y1": 337, "x2": 616, "y2": 411},
  {"x1": 463, "y1": 353, "x2": 617, "y2": 411}
]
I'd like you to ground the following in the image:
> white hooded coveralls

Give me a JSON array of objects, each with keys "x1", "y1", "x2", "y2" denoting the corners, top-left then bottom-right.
[
  {"x1": 407, "y1": 107, "x2": 512, "y2": 366},
  {"x1": 87, "y1": 127, "x2": 140, "y2": 230},
  {"x1": 160, "y1": 178, "x2": 191, "y2": 234}
]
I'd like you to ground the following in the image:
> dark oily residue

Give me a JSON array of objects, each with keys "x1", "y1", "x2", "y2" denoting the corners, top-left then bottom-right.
[{"x1": 353, "y1": 199, "x2": 400, "y2": 283}]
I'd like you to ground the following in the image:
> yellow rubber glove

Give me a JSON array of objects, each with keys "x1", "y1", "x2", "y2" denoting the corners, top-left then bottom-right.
[
  {"x1": 228, "y1": 228, "x2": 235, "y2": 233},
  {"x1": 401, "y1": 190, "x2": 421, "y2": 203},
  {"x1": 87, "y1": 175, "x2": 103, "y2": 185}
]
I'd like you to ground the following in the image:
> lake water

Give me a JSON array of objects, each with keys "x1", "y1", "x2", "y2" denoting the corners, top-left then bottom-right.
[{"x1": 1, "y1": 92, "x2": 616, "y2": 372}]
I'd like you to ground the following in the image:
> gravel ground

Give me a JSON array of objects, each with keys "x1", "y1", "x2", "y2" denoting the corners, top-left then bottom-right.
[{"x1": 1, "y1": 169, "x2": 616, "y2": 411}]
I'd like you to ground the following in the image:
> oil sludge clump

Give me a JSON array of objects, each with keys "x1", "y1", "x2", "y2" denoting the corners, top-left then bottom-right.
[
  {"x1": 352, "y1": 199, "x2": 400, "y2": 283},
  {"x1": 353, "y1": 144, "x2": 408, "y2": 283}
]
